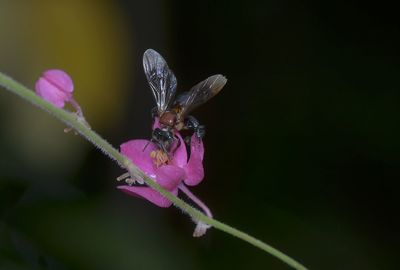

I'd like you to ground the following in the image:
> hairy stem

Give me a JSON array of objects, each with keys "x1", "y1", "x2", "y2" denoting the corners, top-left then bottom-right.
[{"x1": 0, "y1": 72, "x2": 308, "y2": 270}]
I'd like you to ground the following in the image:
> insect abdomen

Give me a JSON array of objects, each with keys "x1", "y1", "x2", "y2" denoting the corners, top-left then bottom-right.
[{"x1": 159, "y1": 111, "x2": 177, "y2": 127}]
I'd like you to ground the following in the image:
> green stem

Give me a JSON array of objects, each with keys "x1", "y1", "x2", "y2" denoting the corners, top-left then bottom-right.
[{"x1": 0, "y1": 72, "x2": 308, "y2": 270}]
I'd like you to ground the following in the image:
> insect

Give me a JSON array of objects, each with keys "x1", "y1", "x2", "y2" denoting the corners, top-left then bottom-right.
[{"x1": 143, "y1": 49, "x2": 227, "y2": 153}]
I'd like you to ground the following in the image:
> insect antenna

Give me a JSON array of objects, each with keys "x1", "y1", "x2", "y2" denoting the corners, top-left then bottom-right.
[{"x1": 142, "y1": 140, "x2": 152, "y2": 152}]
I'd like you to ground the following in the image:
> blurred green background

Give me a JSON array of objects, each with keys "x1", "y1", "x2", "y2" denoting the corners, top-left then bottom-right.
[{"x1": 1, "y1": 1, "x2": 399, "y2": 269}]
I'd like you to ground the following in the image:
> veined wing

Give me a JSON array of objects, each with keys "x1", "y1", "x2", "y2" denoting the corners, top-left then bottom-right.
[
  {"x1": 174, "y1": 74, "x2": 227, "y2": 119},
  {"x1": 143, "y1": 49, "x2": 177, "y2": 114}
]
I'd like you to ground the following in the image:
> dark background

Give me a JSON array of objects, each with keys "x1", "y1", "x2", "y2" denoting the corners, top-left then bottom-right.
[{"x1": 1, "y1": 1, "x2": 399, "y2": 269}]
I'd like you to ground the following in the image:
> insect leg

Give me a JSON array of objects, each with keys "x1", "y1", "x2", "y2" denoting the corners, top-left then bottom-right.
[
  {"x1": 195, "y1": 125, "x2": 206, "y2": 138},
  {"x1": 185, "y1": 115, "x2": 206, "y2": 138}
]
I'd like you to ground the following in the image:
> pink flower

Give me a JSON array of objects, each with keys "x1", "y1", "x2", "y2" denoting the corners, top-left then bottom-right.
[
  {"x1": 119, "y1": 116, "x2": 212, "y2": 236},
  {"x1": 118, "y1": 132, "x2": 205, "y2": 207},
  {"x1": 35, "y1": 69, "x2": 74, "y2": 108}
]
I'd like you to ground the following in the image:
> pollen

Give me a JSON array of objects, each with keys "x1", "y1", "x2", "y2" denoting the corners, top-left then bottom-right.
[{"x1": 150, "y1": 149, "x2": 169, "y2": 167}]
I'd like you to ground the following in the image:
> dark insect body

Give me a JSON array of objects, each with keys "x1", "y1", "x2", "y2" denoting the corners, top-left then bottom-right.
[{"x1": 143, "y1": 49, "x2": 227, "y2": 152}]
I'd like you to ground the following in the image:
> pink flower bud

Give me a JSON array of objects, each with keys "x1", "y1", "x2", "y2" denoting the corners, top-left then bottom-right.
[{"x1": 35, "y1": 69, "x2": 74, "y2": 108}]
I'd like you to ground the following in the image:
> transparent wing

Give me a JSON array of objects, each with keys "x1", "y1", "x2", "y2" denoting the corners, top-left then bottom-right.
[
  {"x1": 143, "y1": 49, "x2": 177, "y2": 114},
  {"x1": 174, "y1": 74, "x2": 227, "y2": 119}
]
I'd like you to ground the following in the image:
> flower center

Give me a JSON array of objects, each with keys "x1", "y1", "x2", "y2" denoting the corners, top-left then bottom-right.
[{"x1": 150, "y1": 149, "x2": 169, "y2": 167}]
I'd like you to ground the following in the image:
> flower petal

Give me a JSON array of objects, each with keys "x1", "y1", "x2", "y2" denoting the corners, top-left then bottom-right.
[
  {"x1": 183, "y1": 134, "x2": 205, "y2": 186},
  {"x1": 118, "y1": 165, "x2": 184, "y2": 208},
  {"x1": 155, "y1": 165, "x2": 185, "y2": 190},
  {"x1": 171, "y1": 132, "x2": 188, "y2": 168},
  {"x1": 152, "y1": 117, "x2": 161, "y2": 129},
  {"x1": 35, "y1": 77, "x2": 71, "y2": 108},
  {"x1": 43, "y1": 69, "x2": 74, "y2": 93},
  {"x1": 191, "y1": 135, "x2": 204, "y2": 160},
  {"x1": 120, "y1": 139, "x2": 157, "y2": 177},
  {"x1": 118, "y1": 186, "x2": 178, "y2": 208}
]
